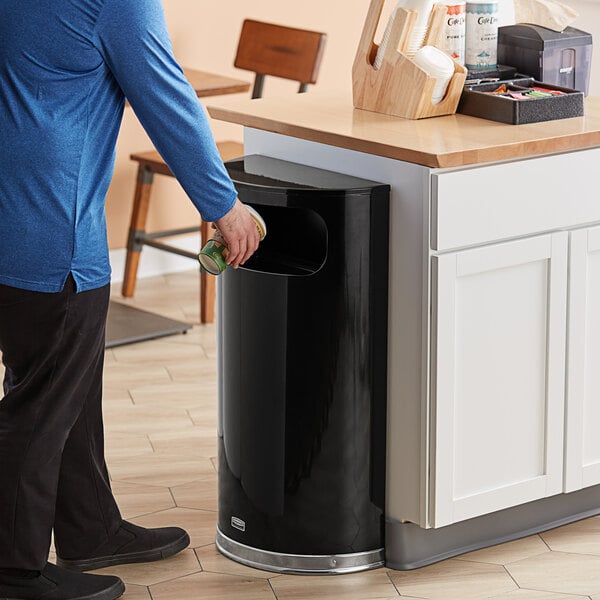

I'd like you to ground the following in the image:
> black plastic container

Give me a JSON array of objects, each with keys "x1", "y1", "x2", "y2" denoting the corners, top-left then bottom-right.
[
  {"x1": 216, "y1": 155, "x2": 390, "y2": 574},
  {"x1": 498, "y1": 24, "x2": 592, "y2": 95},
  {"x1": 466, "y1": 64, "x2": 518, "y2": 82},
  {"x1": 458, "y1": 77, "x2": 584, "y2": 124}
]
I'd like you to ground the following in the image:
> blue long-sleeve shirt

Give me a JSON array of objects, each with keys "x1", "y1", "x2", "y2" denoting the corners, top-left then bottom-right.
[{"x1": 0, "y1": 0, "x2": 238, "y2": 292}]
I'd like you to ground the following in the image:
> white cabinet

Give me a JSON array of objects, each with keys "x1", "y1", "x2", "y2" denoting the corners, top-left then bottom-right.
[
  {"x1": 565, "y1": 226, "x2": 600, "y2": 492},
  {"x1": 430, "y1": 234, "x2": 568, "y2": 527},
  {"x1": 426, "y1": 148, "x2": 600, "y2": 528}
]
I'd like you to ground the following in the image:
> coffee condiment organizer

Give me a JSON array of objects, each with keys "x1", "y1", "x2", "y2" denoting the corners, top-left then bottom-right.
[{"x1": 352, "y1": 0, "x2": 467, "y2": 119}]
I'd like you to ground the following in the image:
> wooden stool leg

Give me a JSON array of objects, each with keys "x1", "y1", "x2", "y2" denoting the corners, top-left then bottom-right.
[
  {"x1": 200, "y1": 220, "x2": 216, "y2": 324},
  {"x1": 122, "y1": 165, "x2": 154, "y2": 297}
]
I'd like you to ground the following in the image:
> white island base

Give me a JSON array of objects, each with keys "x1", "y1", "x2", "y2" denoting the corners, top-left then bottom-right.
[
  {"x1": 242, "y1": 128, "x2": 600, "y2": 569},
  {"x1": 207, "y1": 91, "x2": 600, "y2": 570}
]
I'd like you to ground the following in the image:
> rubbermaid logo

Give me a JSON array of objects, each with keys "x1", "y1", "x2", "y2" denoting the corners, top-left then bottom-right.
[{"x1": 231, "y1": 516, "x2": 246, "y2": 532}]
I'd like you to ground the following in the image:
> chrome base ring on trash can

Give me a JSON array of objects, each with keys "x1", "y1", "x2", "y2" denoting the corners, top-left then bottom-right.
[{"x1": 216, "y1": 529, "x2": 385, "y2": 575}]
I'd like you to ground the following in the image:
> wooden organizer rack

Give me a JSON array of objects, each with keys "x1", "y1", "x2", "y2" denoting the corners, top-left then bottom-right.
[{"x1": 352, "y1": 0, "x2": 467, "y2": 119}]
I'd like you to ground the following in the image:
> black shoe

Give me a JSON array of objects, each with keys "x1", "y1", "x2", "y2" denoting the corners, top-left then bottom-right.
[
  {"x1": 0, "y1": 562, "x2": 124, "y2": 600},
  {"x1": 56, "y1": 521, "x2": 190, "y2": 572}
]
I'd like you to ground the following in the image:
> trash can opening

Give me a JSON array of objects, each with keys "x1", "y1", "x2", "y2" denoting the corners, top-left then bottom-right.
[{"x1": 242, "y1": 204, "x2": 327, "y2": 276}]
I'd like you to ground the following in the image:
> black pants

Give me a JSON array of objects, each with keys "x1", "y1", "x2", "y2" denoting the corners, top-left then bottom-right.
[{"x1": 0, "y1": 276, "x2": 121, "y2": 570}]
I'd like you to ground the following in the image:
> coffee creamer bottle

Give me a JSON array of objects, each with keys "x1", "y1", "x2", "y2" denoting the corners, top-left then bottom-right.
[
  {"x1": 465, "y1": 0, "x2": 499, "y2": 70},
  {"x1": 442, "y1": 1, "x2": 466, "y2": 65}
]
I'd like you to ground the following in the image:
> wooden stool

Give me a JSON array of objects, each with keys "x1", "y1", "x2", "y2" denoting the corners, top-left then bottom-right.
[{"x1": 122, "y1": 20, "x2": 327, "y2": 323}]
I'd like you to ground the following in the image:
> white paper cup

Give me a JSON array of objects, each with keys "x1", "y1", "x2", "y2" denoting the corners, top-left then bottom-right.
[
  {"x1": 399, "y1": 0, "x2": 435, "y2": 53},
  {"x1": 404, "y1": 26, "x2": 428, "y2": 57},
  {"x1": 401, "y1": 0, "x2": 435, "y2": 29}
]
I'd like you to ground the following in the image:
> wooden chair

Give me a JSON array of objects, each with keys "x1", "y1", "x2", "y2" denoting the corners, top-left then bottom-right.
[{"x1": 122, "y1": 19, "x2": 327, "y2": 323}]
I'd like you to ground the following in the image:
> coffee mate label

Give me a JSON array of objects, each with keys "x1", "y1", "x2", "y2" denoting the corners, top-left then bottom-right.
[
  {"x1": 443, "y1": 3, "x2": 466, "y2": 65},
  {"x1": 465, "y1": 1, "x2": 498, "y2": 69}
]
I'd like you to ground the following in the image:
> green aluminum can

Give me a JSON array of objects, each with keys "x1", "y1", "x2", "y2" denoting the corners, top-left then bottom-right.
[
  {"x1": 198, "y1": 205, "x2": 266, "y2": 275},
  {"x1": 198, "y1": 233, "x2": 229, "y2": 275}
]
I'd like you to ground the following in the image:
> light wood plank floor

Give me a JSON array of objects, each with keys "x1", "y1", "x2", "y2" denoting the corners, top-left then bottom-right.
[{"x1": 3, "y1": 269, "x2": 600, "y2": 598}]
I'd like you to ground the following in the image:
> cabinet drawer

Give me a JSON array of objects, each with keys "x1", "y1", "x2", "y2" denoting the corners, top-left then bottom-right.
[{"x1": 431, "y1": 148, "x2": 600, "y2": 252}]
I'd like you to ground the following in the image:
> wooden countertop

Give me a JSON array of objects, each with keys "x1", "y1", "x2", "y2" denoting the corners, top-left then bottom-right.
[{"x1": 207, "y1": 91, "x2": 600, "y2": 168}]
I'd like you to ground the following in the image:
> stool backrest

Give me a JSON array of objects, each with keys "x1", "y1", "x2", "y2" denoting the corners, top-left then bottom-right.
[{"x1": 233, "y1": 19, "x2": 327, "y2": 99}]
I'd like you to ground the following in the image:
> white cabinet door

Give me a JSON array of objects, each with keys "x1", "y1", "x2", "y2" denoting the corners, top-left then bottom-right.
[
  {"x1": 565, "y1": 227, "x2": 600, "y2": 492},
  {"x1": 430, "y1": 233, "x2": 568, "y2": 527}
]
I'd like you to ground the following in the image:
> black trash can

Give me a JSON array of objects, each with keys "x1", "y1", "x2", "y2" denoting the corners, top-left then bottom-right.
[{"x1": 216, "y1": 155, "x2": 390, "y2": 574}]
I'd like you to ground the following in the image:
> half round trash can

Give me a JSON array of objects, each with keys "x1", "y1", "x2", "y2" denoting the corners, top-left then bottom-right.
[{"x1": 215, "y1": 155, "x2": 390, "y2": 574}]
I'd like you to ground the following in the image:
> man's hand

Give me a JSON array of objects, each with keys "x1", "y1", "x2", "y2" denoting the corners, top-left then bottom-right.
[{"x1": 214, "y1": 199, "x2": 261, "y2": 268}]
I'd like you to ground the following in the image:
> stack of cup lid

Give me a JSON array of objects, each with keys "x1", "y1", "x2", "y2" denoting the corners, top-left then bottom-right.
[{"x1": 412, "y1": 45, "x2": 456, "y2": 104}]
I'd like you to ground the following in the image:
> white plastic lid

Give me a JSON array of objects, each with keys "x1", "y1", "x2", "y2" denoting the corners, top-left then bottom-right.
[{"x1": 413, "y1": 45, "x2": 455, "y2": 78}]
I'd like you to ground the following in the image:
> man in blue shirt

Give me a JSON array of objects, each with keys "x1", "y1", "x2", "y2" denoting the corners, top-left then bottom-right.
[{"x1": 0, "y1": 1, "x2": 259, "y2": 598}]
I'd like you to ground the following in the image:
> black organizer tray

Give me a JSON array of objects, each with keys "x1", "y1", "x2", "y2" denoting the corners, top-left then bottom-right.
[{"x1": 458, "y1": 78, "x2": 584, "y2": 124}]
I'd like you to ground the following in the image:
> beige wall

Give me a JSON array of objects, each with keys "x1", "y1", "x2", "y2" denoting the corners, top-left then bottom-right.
[
  {"x1": 106, "y1": 0, "x2": 599, "y2": 250},
  {"x1": 106, "y1": 0, "x2": 368, "y2": 249}
]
